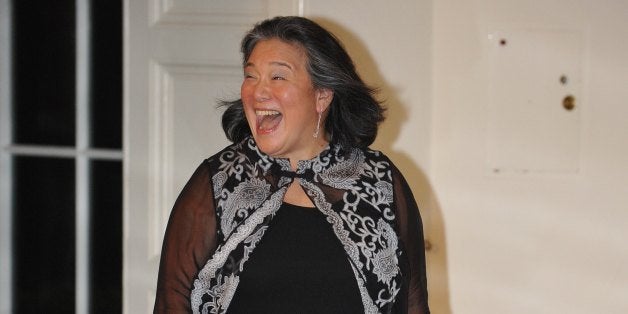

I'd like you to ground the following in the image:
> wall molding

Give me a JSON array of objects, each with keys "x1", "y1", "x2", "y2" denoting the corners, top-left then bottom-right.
[{"x1": 150, "y1": 0, "x2": 268, "y2": 26}]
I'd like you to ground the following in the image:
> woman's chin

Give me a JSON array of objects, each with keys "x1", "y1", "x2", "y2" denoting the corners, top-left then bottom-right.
[{"x1": 253, "y1": 135, "x2": 284, "y2": 158}]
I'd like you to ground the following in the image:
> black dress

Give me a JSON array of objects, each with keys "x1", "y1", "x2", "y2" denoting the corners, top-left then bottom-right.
[{"x1": 227, "y1": 203, "x2": 363, "y2": 313}]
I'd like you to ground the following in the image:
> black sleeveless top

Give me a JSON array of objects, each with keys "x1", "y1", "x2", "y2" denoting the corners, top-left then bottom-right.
[{"x1": 227, "y1": 202, "x2": 364, "y2": 313}]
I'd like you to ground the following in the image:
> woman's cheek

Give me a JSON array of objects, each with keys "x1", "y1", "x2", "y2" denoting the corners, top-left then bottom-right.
[{"x1": 240, "y1": 86, "x2": 251, "y2": 102}]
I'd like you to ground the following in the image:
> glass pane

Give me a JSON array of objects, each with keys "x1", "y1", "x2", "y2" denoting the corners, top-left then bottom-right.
[
  {"x1": 89, "y1": 160, "x2": 122, "y2": 313},
  {"x1": 12, "y1": 156, "x2": 76, "y2": 313},
  {"x1": 12, "y1": 0, "x2": 76, "y2": 146},
  {"x1": 90, "y1": 0, "x2": 122, "y2": 149}
]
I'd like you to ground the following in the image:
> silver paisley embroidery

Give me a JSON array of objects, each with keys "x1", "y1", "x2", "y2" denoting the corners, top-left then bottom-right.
[
  {"x1": 372, "y1": 221, "x2": 399, "y2": 285},
  {"x1": 374, "y1": 181, "x2": 393, "y2": 204},
  {"x1": 318, "y1": 149, "x2": 365, "y2": 189},
  {"x1": 219, "y1": 178, "x2": 270, "y2": 236},
  {"x1": 199, "y1": 273, "x2": 239, "y2": 314},
  {"x1": 212, "y1": 171, "x2": 227, "y2": 196}
]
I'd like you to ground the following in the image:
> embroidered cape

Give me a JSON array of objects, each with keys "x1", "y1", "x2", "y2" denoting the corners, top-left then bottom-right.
[{"x1": 190, "y1": 138, "x2": 403, "y2": 313}]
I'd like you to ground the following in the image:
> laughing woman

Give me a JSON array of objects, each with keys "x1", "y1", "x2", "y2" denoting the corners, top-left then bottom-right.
[{"x1": 154, "y1": 16, "x2": 430, "y2": 314}]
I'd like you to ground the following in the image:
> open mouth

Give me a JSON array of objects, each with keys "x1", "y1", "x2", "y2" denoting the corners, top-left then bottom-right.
[{"x1": 255, "y1": 109, "x2": 283, "y2": 134}]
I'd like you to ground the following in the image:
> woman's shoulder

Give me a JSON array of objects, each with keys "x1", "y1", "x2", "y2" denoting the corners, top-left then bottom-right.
[
  {"x1": 204, "y1": 139, "x2": 251, "y2": 166},
  {"x1": 354, "y1": 145, "x2": 395, "y2": 167},
  {"x1": 356, "y1": 146, "x2": 407, "y2": 182}
]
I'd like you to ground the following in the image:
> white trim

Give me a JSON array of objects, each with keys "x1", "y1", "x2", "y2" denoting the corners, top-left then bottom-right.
[
  {"x1": 148, "y1": 62, "x2": 174, "y2": 257},
  {"x1": 298, "y1": 0, "x2": 305, "y2": 16},
  {"x1": 121, "y1": 1, "x2": 133, "y2": 312},
  {"x1": 0, "y1": 0, "x2": 13, "y2": 312},
  {"x1": 5, "y1": 145, "x2": 123, "y2": 160},
  {"x1": 122, "y1": 0, "x2": 137, "y2": 313},
  {"x1": 76, "y1": 0, "x2": 91, "y2": 312}
]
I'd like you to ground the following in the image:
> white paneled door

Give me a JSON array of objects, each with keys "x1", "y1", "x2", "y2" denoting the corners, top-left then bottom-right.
[{"x1": 124, "y1": 1, "x2": 297, "y2": 312}]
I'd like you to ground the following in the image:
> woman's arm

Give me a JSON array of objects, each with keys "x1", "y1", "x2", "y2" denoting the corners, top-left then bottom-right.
[
  {"x1": 154, "y1": 161, "x2": 218, "y2": 313},
  {"x1": 392, "y1": 165, "x2": 430, "y2": 314}
]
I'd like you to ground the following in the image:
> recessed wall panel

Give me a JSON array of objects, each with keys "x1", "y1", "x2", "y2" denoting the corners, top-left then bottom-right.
[{"x1": 486, "y1": 27, "x2": 584, "y2": 174}]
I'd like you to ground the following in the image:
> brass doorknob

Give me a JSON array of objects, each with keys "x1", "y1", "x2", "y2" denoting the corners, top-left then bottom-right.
[{"x1": 563, "y1": 95, "x2": 575, "y2": 111}]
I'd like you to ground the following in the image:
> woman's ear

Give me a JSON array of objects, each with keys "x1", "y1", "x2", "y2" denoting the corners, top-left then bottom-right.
[{"x1": 315, "y1": 88, "x2": 333, "y2": 113}]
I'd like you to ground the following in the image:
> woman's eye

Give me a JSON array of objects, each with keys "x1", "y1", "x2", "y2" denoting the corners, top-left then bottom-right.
[
  {"x1": 243, "y1": 71, "x2": 257, "y2": 79},
  {"x1": 272, "y1": 75, "x2": 285, "y2": 80}
]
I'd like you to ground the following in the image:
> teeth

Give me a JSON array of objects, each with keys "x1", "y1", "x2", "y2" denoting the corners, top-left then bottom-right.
[{"x1": 256, "y1": 110, "x2": 280, "y2": 116}]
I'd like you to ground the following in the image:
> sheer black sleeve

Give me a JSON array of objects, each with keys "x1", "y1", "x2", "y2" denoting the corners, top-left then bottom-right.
[
  {"x1": 392, "y1": 165, "x2": 430, "y2": 314},
  {"x1": 154, "y1": 161, "x2": 218, "y2": 313}
]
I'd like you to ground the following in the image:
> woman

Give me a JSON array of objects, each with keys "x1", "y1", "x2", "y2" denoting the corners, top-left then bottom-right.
[{"x1": 155, "y1": 16, "x2": 429, "y2": 314}]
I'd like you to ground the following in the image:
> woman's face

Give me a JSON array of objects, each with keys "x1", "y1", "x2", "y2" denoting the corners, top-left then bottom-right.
[{"x1": 241, "y1": 38, "x2": 332, "y2": 163}]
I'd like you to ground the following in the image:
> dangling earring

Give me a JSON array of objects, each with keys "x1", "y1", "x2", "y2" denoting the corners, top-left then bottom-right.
[{"x1": 313, "y1": 112, "x2": 322, "y2": 138}]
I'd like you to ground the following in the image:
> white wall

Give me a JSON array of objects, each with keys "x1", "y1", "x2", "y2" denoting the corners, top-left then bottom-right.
[{"x1": 432, "y1": 0, "x2": 628, "y2": 313}]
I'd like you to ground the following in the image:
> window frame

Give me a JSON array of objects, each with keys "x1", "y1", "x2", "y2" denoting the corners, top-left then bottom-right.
[{"x1": 0, "y1": 0, "x2": 123, "y2": 312}]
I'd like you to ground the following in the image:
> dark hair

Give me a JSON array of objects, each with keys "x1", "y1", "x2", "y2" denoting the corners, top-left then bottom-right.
[{"x1": 222, "y1": 16, "x2": 385, "y2": 149}]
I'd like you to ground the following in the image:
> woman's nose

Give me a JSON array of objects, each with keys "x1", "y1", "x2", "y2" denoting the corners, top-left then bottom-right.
[{"x1": 253, "y1": 79, "x2": 270, "y2": 102}]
